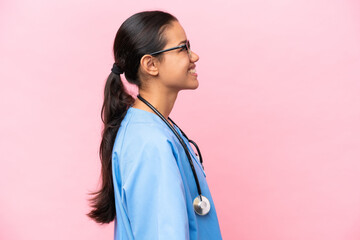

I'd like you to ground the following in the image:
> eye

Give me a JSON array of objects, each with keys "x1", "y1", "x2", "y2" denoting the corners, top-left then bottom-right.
[{"x1": 179, "y1": 44, "x2": 186, "y2": 52}]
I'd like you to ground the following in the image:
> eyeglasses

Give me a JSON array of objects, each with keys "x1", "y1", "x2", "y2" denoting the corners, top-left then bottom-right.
[{"x1": 148, "y1": 40, "x2": 191, "y2": 58}]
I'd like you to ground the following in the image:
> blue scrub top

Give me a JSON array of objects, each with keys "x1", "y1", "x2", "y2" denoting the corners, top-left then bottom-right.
[{"x1": 112, "y1": 107, "x2": 222, "y2": 240}]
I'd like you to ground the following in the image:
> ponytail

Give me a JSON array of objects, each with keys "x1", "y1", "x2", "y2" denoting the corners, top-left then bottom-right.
[
  {"x1": 87, "y1": 10, "x2": 178, "y2": 224},
  {"x1": 87, "y1": 73, "x2": 134, "y2": 223}
]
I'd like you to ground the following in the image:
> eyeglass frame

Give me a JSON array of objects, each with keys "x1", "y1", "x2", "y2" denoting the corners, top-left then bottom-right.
[{"x1": 148, "y1": 40, "x2": 191, "y2": 58}]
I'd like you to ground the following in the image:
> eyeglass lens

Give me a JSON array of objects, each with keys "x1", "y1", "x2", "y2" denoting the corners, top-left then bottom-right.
[{"x1": 186, "y1": 41, "x2": 191, "y2": 58}]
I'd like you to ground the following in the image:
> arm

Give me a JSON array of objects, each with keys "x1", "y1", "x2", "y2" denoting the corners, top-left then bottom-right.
[{"x1": 122, "y1": 138, "x2": 190, "y2": 240}]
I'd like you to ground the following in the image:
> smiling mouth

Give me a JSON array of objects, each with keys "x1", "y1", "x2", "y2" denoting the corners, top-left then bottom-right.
[{"x1": 188, "y1": 68, "x2": 196, "y2": 74}]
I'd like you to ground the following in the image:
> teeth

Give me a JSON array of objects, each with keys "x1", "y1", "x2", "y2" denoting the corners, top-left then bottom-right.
[{"x1": 188, "y1": 68, "x2": 196, "y2": 73}]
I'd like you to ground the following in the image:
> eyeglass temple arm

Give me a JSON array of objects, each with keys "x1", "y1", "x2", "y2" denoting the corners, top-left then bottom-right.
[{"x1": 149, "y1": 44, "x2": 186, "y2": 56}]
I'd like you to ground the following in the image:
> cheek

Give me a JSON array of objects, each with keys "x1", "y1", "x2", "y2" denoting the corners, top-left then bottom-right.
[
  {"x1": 174, "y1": 59, "x2": 189, "y2": 75},
  {"x1": 163, "y1": 60, "x2": 188, "y2": 77}
]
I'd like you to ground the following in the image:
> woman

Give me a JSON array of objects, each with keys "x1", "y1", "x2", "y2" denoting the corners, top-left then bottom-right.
[{"x1": 88, "y1": 10, "x2": 222, "y2": 239}]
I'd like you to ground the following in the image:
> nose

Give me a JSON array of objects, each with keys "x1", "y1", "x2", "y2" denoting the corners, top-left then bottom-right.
[{"x1": 190, "y1": 50, "x2": 200, "y2": 62}]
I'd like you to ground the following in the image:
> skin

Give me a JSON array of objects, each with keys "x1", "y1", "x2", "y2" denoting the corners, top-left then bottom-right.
[{"x1": 132, "y1": 20, "x2": 200, "y2": 125}]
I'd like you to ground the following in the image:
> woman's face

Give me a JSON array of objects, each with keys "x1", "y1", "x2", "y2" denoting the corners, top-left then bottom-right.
[{"x1": 156, "y1": 21, "x2": 200, "y2": 91}]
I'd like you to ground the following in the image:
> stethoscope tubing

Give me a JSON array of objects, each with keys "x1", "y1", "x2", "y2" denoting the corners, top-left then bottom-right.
[
  {"x1": 167, "y1": 118, "x2": 204, "y2": 170},
  {"x1": 137, "y1": 94, "x2": 203, "y2": 200}
]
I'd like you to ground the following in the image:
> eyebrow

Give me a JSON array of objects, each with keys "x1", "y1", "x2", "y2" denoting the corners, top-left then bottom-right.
[{"x1": 177, "y1": 40, "x2": 187, "y2": 45}]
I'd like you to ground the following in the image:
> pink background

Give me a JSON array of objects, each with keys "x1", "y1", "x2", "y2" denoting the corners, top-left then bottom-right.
[{"x1": 1, "y1": 0, "x2": 360, "y2": 239}]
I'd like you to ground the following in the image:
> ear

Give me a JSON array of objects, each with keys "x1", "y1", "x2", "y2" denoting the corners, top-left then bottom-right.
[{"x1": 139, "y1": 54, "x2": 159, "y2": 76}]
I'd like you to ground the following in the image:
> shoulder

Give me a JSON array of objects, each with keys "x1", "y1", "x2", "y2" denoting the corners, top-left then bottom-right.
[
  {"x1": 113, "y1": 107, "x2": 178, "y2": 156},
  {"x1": 119, "y1": 107, "x2": 175, "y2": 145},
  {"x1": 112, "y1": 110, "x2": 181, "y2": 185}
]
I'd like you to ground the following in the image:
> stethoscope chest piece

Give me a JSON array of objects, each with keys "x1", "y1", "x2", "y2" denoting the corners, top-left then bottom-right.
[
  {"x1": 193, "y1": 195, "x2": 211, "y2": 215},
  {"x1": 137, "y1": 94, "x2": 211, "y2": 217}
]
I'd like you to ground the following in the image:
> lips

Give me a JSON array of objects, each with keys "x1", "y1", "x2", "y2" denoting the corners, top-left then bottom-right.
[
  {"x1": 188, "y1": 64, "x2": 196, "y2": 70},
  {"x1": 188, "y1": 64, "x2": 197, "y2": 74}
]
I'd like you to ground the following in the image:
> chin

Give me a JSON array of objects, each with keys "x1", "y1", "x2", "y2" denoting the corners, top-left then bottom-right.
[
  {"x1": 174, "y1": 78, "x2": 199, "y2": 91},
  {"x1": 192, "y1": 82, "x2": 199, "y2": 89},
  {"x1": 189, "y1": 77, "x2": 199, "y2": 88},
  {"x1": 185, "y1": 81, "x2": 199, "y2": 90}
]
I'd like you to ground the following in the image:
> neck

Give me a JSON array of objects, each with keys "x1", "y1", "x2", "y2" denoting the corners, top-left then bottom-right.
[{"x1": 132, "y1": 88, "x2": 178, "y2": 120}]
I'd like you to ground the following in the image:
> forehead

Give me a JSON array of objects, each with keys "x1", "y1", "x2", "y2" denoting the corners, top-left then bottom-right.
[{"x1": 163, "y1": 21, "x2": 187, "y2": 47}]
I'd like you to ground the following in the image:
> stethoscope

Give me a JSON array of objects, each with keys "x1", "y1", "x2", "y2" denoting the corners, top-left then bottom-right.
[{"x1": 137, "y1": 94, "x2": 211, "y2": 216}]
